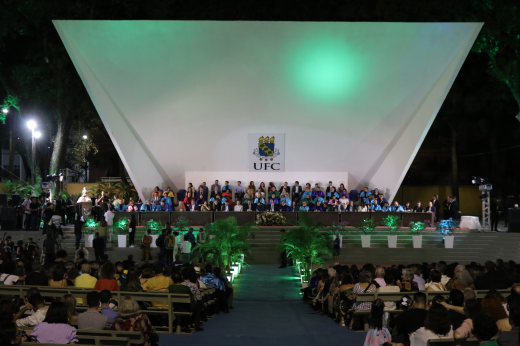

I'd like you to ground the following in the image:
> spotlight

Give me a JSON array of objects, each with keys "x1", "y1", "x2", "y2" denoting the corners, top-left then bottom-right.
[
  {"x1": 2, "y1": 108, "x2": 8, "y2": 114},
  {"x1": 83, "y1": 135, "x2": 88, "y2": 139},
  {"x1": 34, "y1": 131, "x2": 41, "y2": 139},
  {"x1": 471, "y1": 176, "x2": 477, "y2": 185},
  {"x1": 27, "y1": 120, "x2": 36, "y2": 130}
]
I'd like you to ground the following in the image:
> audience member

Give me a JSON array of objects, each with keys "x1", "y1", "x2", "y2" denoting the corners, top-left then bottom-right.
[
  {"x1": 482, "y1": 294, "x2": 512, "y2": 332},
  {"x1": 111, "y1": 296, "x2": 156, "y2": 346},
  {"x1": 15, "y1": 293, "x2": 47, "y2": 327},
  {"x1": 142, "y1": 264, "x2": 174, "y2": 308},
  {"x1": 62, "y1": 294, "x2": 78, "y2": 323},
  {"x1": 31, "y1": 302, "x2": 78, "y2": 344},
  {"x1": 394, "y1": 292, "x2": 428, "y2": 343},
  {"x1": 77, "y1": 291, "x2": 108, "y2": 330},
  {"x1": 364, "y1": 299, "x2": 391, "y2": 346},
  {"x1": 409, "y1": 303, "x2": 453, "y2": 346}
]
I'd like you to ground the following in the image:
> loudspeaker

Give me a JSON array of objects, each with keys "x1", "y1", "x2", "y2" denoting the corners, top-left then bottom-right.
[
  {"x1": 11, "y1": 194, "x2": 20, "y2": 206},
  {"x1": 1, "y1": 207, "x2": 16, "y2": 221},
  {"x1": 0, "y1": 194, "x2": 7, "y2": 206},
  {"x1": 507, "y1": 195, "x2": 518, "y2": 208},
  {"x1": 509, "y1": 222, "x2": 520, "y2": 233},
  {"x1": 509, "y1": 209, "x2": 520, "y2": 223}
]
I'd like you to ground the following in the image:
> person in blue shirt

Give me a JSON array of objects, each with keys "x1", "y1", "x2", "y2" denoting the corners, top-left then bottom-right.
[
  {"x1": 377, "y1": 194, "x2": 387, "y2": 205},
  {"x1": 280, "y1": 194, "x2": 292, "y2": 207},
  {"x1": 369, "y1": 200, "x2": 382, "y2": 211},
  {"x1": 222, "y1": 181, "x2": 232, "y2": 194},
  {"x1": 254, "y1": 193, "x2": 265, "y2": 211},
  {"x1": 140, "y1": 201, "x2": 151, "y2": 211},
  {"x1": 313, "y1": 196, "x2": 325, "y2": 205},
  {"x1": 360, "y1": 187, "x2": 371, "y2": 198},
  {"x1": 311, "y1": 201, "x2": 324, "y2": 212},
  {"x1": 160, "y1": 201, "x2": 173, "y2": 211},
  {"x1": 302, "y1": 188, "x2": 312, "y2": 200},
  {"x1": 115, "y1": 199, "x2": 127, "y2": 212},
  {"x1": 326, "y1": 187, "x2": 340, "y2": 200},
  {"x1": 161, "y1": 195, "x2": 172, "y2": 206},
  {"x1": 299, "y1": 202, "x2": 309, "y2": 212},
  {"x1": 388, "y1": 201, "x2": 405, "y2": 212},
  {"x1": 381, "y1": 202, "x2": 390, "y2": 212}
]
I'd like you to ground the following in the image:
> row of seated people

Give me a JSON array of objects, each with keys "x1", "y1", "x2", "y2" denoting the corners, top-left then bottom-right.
[
  {"x1": 302, "y1": 259, "x2": 520, "y2": 346},
  {"x1": 150, "y1": 181, "x2": 386, "y2": 205},
  {"x1": 0, "y1": 251, "x2": 234, "y2": 344}
]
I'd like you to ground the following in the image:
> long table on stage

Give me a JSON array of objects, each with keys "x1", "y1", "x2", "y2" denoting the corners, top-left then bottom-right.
[{"x1": 108, "y1": 211, "x2": 434, "y2": 226}]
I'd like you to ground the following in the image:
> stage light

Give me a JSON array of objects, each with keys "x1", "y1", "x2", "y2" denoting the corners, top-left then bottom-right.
[
  {"x1": 83, "y1": 135, "x2": 88, "y2": 139},
  {"x1": 27, "y1": 120, "x2": 36, "y2": 130},
  {"x1": 2, "y1": 108, "x2": 8, "y2": 114},
  {"x1": 34, "y1": 131, "x2": 41, "y2": 139},
  {"x1": 471, "y1": 176, "x2": 477, "y2": 185}
]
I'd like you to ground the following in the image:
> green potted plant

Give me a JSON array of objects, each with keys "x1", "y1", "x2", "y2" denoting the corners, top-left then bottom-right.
[
  {"x1": 145, "y1": 219, "x2": 163, "y2": 248},
  {"x1": 435, "y1": 218, "x2": 459, "y2": 248},
  {"x1": 355, "y1": 219, "x2": 377, "y2": 248},
  {"x1": 114, "y1": 217, "x2": 130, "y2": 247},
  {"x1": 382, "y1": 215, "x2": 401, "y2": 248},
  {"x1": 194, "y1": 217, "x2": 255, "y2": 272},
  {"x1": 278, "y1": 212, "x2": 333, "y2": 282},
  {"x1": 82, "y1": 216, "x2": 99, "y2": 247},
  {"x1": 409, "y1": 221, "x2": 426, "y2": 248}
]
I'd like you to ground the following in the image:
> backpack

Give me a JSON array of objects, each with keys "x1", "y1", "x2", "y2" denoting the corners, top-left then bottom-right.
[
  {"x1": 167, "y1": 236, "x2": 175, "y2": 248},
  {"x1": 156, "y1": 234, "x2": 165, "y2": 247}
]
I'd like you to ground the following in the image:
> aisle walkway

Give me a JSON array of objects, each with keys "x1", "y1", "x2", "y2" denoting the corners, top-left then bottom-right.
[{"x1": 162, "y1": 264, "x2": 366, "y2": 346}]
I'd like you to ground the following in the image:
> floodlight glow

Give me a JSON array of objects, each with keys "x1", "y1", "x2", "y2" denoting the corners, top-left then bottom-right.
[
  {"x1": 83, "y1": 135, "x2": 88, "y2": 139},
  {"x1": 34, "y1": 131, "x2": 41, "y2": 139},
  {"x1": 27, "y1": 120, "x2": 36, "y2": 130},
  {"x1": 2, "y1": 108, "x2": 8, "y2": 114}
]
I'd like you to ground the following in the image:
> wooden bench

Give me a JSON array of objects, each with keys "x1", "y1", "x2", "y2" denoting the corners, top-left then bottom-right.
[
  {"x1": 427, "y1": 338, "x2": 480, "y2": 346},
  {"x1": 76, "y1": 330, "x2": 143, "y2": 346},
  {"x1": 23, "y1": 336, "x2": 130, "y2": 346},
  {"x1": 0, "y1": 285, "x2": 214, "y2": 333}
]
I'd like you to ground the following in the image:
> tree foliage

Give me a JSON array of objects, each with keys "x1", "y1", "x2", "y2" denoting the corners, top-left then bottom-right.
[{"x1": 194, "y1": 217, "x2": 256, "y2": 270}]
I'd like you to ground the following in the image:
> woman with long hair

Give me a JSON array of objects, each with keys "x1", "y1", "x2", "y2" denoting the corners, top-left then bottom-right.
[
  {"x1": 364, "y1": 299, "x2": 391, "y2": 346},
  {"x1": 31, "y1": 302, "x2": 78, "y2": 344},
  {"x1": 121, "y1": 268, "x2": 142, "y2": 292},
  {"x1": 482, "y1": 294, "x2": 512, "y2": 332},
  {"x1": 410, "y1": 303, "x2": 453, "y2": 345},
  {"x1": 94, "y1": 262, "x2": 120, "y2": 291},
  {"x1": 111, "y1": 296, "x2": 156, "y2": 346},
  {"x1": 498, "y1": 300, "x2": 520, "y2": 345},
  {"x1": 48, "y1": 265, "x2": 67, "y2": 287},
  {"x1": 426, "y1": 270, "x2": 446, "y2": 292},
  {"x1": 62, "y1": 294, "x2": 78, "y2": 323}
]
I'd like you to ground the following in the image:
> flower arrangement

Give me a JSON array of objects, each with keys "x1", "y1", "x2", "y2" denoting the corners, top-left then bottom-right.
[
  {"x1": 82, "y1": 216, "x2": 99, "y2": 235},
  {"x1": 145, "y1": 219, "x2": 163, "y2": 235},
  {"x1": 114, "y1": 217, "x2": 130, "y2": 235},
  {"x1": 381, "y1": 215, "x2": 401, "y2": 233},
  {"x1": 409, "y1": 221, "x2": 427, "y2": 233},
  {"x1": 173, "y1": 216, "x2": 192, "y2": 230},
  {"x1": 435, "y1": 218, "x2": 459, "y2": 236},
  {"x1": 256, "y1": 212, "x2": 286, "y2": 226},
  {"x1": 356, "y1": 219, "x2": 377, "y2": 235}
]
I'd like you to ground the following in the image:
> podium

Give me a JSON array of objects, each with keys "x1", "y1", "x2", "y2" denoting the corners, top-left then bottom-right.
[{"x1": 76, "y1": 202, "x2": 94, "y2": 217}]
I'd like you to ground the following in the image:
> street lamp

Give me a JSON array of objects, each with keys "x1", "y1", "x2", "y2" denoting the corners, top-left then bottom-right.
[
  {"x1": 83, "y1": 135, "x2": 87, "y2": 139},
  {"x1": 2, "y1": 108, "x2": 8, "y2": 114},
  {"x1": 27, "y1": 120, "x2": 39, "y2": 185}
]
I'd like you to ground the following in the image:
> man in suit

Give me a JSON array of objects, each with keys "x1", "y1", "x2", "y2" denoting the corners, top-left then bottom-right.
[
  {"x1": 443, "y1": 196, "x2": 452, "y2": 219},
  {"x1": 431, "y1": 195, "x2": 441, "y2": 222},
  {"x1": 425, "y1": 201, "x2": 437, "y2": 221},
  {"x1": 449, "y1": 197, "x2": 460, "y2": 220},
  {"x1": 346, "y1": 201, "x2": 357, "y2": 212},
  {"x1": 221, "y1": 201, "x2": 231, "y2": 212},
  {"x1": 292, "y1": 181, "x2": 303, "y2": 204},
  {"x1": 326, "y1": 181, "x2": 336, "y2": 195},
  {"x1": 199, "y1": 183, "x2": 209, "y2": 199},
  {"x1": 490, "y1": 197, "x2": 502, "y2": 232},
  {"x1": 278, "y1": 200, "x2": 292, "y2": 212},
  {"x1": 210, "y1": 187, "x2": 220, "y2": 199},
  {"x1": 414, "y1": 202, "x2": 424, "y2": 213},
  {"x1": 210, "y1": 180, "x2": 221, "y2": 194},
  {"x1": 279, "y1": 182, "x2": 289, "y2": 194}
]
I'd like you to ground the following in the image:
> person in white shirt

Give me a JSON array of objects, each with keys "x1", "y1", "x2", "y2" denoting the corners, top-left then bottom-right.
[
  {"x1": 15, "y1": 293, "x2": 48, "y2": 327},
  {"x1": 234, "y1": 201, "x2": 243, "y2": 211},
  {"x1": 22, "y1": 194, "x2": 32, "y2": 230},
  {"x1": 409, "y1": 304, "x2": 453, "y2": 346},
  {"x1": 104, "y1": 207, "x2": 115, "y2": 242},
  {"x1": 180, "y1": 234, "x2": 192, "y2": 264}
]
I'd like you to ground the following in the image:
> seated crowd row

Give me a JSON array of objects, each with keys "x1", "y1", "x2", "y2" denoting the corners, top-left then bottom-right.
[{"x1": 303, "y1": 259, "x2": 520, "y2": 346}]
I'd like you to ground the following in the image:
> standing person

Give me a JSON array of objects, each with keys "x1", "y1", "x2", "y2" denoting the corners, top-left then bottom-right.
[
  {"x1": 363, "y1": 299, "x2": 391, "y2": 346},
  {"x1": 443, "y1": 196, "x2": 451, "y2": 220},
  {"x1": 93, "y1": 232, "x2": 105, "y2": 261},
  {"x1": 98, "y1": 220, "x2": 108, "y2": 251},
  {"x1": 142, "y1": 229, "x2": 153, "y2": 263},
  {"x1": 279, "y1": 229, "x2": 287, "y2": 268},
  {"x1": 30, "y1": 196, "x2": 41, "y2": 231},
  {"x1": 491, "y1": 197, "x2": 502, "y2": 232},
  {"x1": 333, "y1": 234, "x2": 341, "y2": 265},
  {"x1": 450, "y1": 197, "x2": 460, "y2": 221},
  {"x1": 22, "y1": 194, "x2": 32, "y2": 230},
  {"x1": 66, "y1": 196, "x2": 75, "y2": 225},
  {"x1": 164, "y1": 230, "x2": 174, "y2": 265},
  {"x1": 74, "y1": 216, "x2": 86, "y2": 250},
  {"x1": 43, "y1": 233, "x2": 57, "y2": 263},
  {"x1": 431, "y1": 195, "x2": 441, "y2": 223},
  {"x1": 128, "y1": 214, "x2": 136, "y2": 248},
  {"x1": 180, "y1": 234, "x2": 192, "y2": 264},
  {"x1": 104, "y1": 206, "x2": 115, "y2": 242}
]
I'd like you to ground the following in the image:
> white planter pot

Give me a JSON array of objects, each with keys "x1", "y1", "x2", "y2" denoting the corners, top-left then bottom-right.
[
  {"x1": 361, "y1": 234, "x2": 371, "y2": 248},
  {"x1": 387, "y1": 235, "x2": 397, "y2": 248},
  {"x1": 444, "y1": 235, "x2": 454, "y2": 248},
  {"x1": 85, "y1": 234, "x2": 93, "y2": 248},
  {"x1": 413, "y1": 235, "x2": 422, "y2": 248},
  {"x1": 118, "y1": 235, "x2": 127, "y2": 248},
  {"x1": 150, "y1": 235, "x2": 158, "y2": 248}
]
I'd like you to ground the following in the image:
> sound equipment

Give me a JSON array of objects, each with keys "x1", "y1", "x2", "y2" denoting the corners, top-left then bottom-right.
[
  {"x1": 11, "y1": 194, "x2": 20, "y2": 206},
  {"x1": 507, "y1": 195, "x2": 518, "y2": 208},
  {"x1": 508, "y1": 208, "x2": 520, "y2": 232},
  {"x1": 0, "y1": 194, "x2": 7, "y2": 206}
]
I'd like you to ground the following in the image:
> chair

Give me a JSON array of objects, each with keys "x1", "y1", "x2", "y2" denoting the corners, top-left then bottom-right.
[
  {"x1": 349, "y1": 190, "x2": 359, "y2": 202},
  {"x1": 177, "y1": 189, "x2": 186, "y2": 203},
  {"x1": 370, "y1": 190, "x2": 375, "y2": 195}
]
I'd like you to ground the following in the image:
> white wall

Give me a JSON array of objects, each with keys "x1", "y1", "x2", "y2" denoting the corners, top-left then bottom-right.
[{"x1": 54, "y1": 21, "x2": 482, "y2": 202}]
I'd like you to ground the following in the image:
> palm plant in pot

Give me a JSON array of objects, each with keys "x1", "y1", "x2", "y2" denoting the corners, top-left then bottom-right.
[
  {"x1": 382, "y1": 215, "x2": 401, "y2": 248},
  {"x1": 114, "y1": 217, "x2": 130, "y2": 247},
  {"x1": 435, "y1": 218, "x2": 459, "y2": 248},
  {"x1": 82, "y1": 216, "x2": 99, "y2": 247},
  {"x1": 279, "y1": 212, "x2": 333, "y2": 282},
  {"x1": 409, "y1": 221, "x2": 426, "y2": 248},
  {"x1": 193, "y1": 217, "x2": 256, "y2": 272},
  {"x1": 145, "y1": 219, "x2": 163, "y2": 248}
]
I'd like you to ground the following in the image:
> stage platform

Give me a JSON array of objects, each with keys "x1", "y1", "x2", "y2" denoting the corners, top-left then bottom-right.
[{"x1": 1, "y1": 221, "x2": 516, "y2": 265}]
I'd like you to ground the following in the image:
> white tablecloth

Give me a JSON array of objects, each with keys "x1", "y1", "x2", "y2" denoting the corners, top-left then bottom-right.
[{"x1": 459, "y1": 216, "x2": 481, "y2": 230}]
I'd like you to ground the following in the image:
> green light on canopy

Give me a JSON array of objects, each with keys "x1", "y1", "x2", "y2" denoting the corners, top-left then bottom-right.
[{"x1": 287, "y1": 37, "x2": 359, "y2": 103}]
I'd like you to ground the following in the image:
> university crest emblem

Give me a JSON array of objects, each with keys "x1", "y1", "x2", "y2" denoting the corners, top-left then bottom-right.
[{"x1": 253, "y1": 136, "x2": 280, "y2": 161}]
